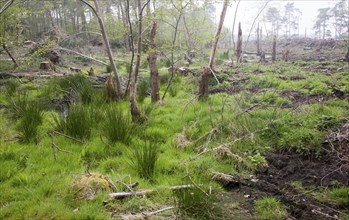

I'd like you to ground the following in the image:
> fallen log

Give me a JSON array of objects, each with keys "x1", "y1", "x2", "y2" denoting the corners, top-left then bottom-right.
[{"x1": 211, "y1": 172, "x2": 245, "y2": 189}]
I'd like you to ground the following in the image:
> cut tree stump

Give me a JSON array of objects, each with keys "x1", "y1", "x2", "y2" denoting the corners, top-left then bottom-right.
[{"x1": 40, "y1": 62, "x2": 54, "y2": 71}]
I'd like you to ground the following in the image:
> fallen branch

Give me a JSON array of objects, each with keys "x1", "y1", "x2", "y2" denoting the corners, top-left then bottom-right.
[
  {"x1": 59, "y1": 47, "x2": 108, "y2": 66},
  {"x1": 119, "y1": 207, "x2": 174, "y2": 220},
  {"x1": 109, "y1": 184, "x2": 194, "y2": 199},
  {"x1": 143, "y1": 206, "x2": 174, "y2": 216}
]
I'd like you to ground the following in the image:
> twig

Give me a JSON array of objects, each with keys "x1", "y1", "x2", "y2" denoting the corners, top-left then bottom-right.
[
  {"x1": 185, "y1": 169, "x2": 209, "y2": 196},
  {"x1": 199, "y1": 128, "x2": 217, "y2": 152},
  {"x1": 55, "y1": 145, "x2": 73, "y2": 154},
  {"x1": 49, "y1": 132, "x2": 57, "y2": 161}
]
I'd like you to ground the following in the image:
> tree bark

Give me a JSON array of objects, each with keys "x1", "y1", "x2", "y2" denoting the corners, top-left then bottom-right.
[
  {"x1": 148, "y1": 20, "x2": 160, "y2": 103},
  {"x1": 198, "y1": 0, "x2": 228, "y2": 99},
  {"x1": 80, "y1": 0, "x2": 123, "y2": 99},
  {"x1": 236, "y1": 22, "x2": 242, "y2": 63}
]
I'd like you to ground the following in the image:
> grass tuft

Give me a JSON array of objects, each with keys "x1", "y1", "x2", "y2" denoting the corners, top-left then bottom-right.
[
  {"x1": 103, "y1": 104, "x2": 133, "y2": 145},
  {"x1": 130, "y1": 140, "x2": 159, "y2": 180}
]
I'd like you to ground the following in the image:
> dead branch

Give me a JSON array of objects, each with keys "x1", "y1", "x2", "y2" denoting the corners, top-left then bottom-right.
[
  {"x1": 311, "y1": 209, "x2": 339, "y2": 219},
  {"x1": 118, "y1": 207, "x2": 174, "y2": 220},
  {"x1": 52, "y1": 130, "x2": 84, "y2": 144},
  {"x1": 143, "y1": 206, "x2": 174, "y2": 216},
  {"x1": 48, "y1": 131, "x2": 75, "y2": 161}
]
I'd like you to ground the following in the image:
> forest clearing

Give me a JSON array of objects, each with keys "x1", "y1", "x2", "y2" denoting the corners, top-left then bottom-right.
[{"x1": 0, "y1": 0, "x2": 348, "y2": 219}]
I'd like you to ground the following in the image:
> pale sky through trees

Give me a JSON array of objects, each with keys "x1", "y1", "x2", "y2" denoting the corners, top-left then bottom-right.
[{"x1": 215, "y1": 0, "x2": 342, "y2": 37}]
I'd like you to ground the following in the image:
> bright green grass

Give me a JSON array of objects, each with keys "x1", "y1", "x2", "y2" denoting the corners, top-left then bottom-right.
[{"x1": 1, "y1": 62, "x2": 348, "y2": 219}]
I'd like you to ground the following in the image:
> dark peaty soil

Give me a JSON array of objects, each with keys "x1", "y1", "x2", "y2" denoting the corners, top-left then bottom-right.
[{"x1": 225, "y1": 126, "x2": 349, "y2": 220}]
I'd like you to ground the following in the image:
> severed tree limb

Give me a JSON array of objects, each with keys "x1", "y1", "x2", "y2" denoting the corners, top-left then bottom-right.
[{"x1": 59, "y1": 47, "x2": 108, "y2": 65}]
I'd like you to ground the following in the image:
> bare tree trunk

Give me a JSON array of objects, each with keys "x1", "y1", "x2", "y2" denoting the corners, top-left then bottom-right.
[
  {"x1": 2, "y1": 43, "x2": 18, "y2": 67},
  {"x1": 80, "y1": 0, "x2": 123, "y2": 99},
  {"x1": 208, "y1": 0, "x2": 228, "y2": 70},
  {"x1": 118, "y1": 0, "x2": 130, "y2": 51},
  {"x1": 148, "y1": 20, "x2": 160, "y2": 103},
  {"x1": 272, "y1": 35, "x2": 276, "y2": 62},
  {"x1": 236, "y1": 22, "x2": 242, "y2": 63},
  {"x1": 231, "y1": 0, "x2": 240, "y2": 52},
  {"x1": 198, "y1": 0, "x2": 228, "y2": 98},
  {"x1": 256, "y1": 24, "x2": 260, "y2": 55},
  {"x1": 123, "y1": 0, "x2": 135, "y2": 98},
  {"x1": 130, "y1": 0, "x2": 150, "y2": 121},
  {"x1": 259, "y1": 28, "x2": 263, "y2": 53}
]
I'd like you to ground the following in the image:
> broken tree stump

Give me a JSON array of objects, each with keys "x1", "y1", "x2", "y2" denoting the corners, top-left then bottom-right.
[{"x1": 88, "y1": 67, "x2": 95, "y2": 76}]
